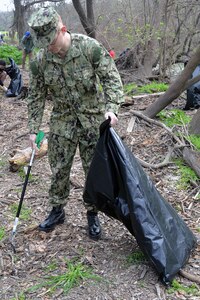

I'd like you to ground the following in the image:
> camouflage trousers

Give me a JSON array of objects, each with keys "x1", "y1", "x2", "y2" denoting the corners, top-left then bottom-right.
[{"x1": 48, "y1": 120, "x2": 100, "y2": 212}]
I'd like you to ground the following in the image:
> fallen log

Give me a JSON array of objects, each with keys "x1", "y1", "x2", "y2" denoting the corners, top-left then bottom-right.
[
  {"x1": 9, "y1": 139, "x2": 48, "y2": 172},
  {"x1": 183, "y1": 148, "x2": 200, "y2": 177}
]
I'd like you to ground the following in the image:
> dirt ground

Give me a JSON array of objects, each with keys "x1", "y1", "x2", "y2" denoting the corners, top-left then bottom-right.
[{"x1": 0, "y1": 69, "x2": 200, "y2": 300}]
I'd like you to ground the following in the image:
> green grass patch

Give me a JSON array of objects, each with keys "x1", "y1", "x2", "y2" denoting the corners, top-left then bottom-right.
[
  {"x1": 124, "y1": 81, "x2": 168, "y2": 95},
  {"x1": 123, "y1": 83, "x2": 138, "y2": 95},
  {"x1": 167, "y1": 279, "x2": 199, "y2": 296},
  {"x1": 126, "y1": 250, "x2": 147, "y2": 265},
  {"x1": 157, "y1": 110, "x2": 200, "y2": 151},
  {"x1": 10, "y1": 203, "x2": 32, "y2": 221},
  {"x1": 10, "y1": 292, "x2": 26, "y2": 300},
  {"x1": 174, "y1": 159, "x2": 199, "y2": 189},
  {"x1": 137, "y1": 81, "x2": 168, "y2": 94},
  {"x1": 158, "y1": 109, "x2": 191, "y2": 127},
  {"x1": 28, "y1": 259, "x2": 101, "y2": 295},
  {"x1": 187, "y1": 134, "x2": 200, "y2": 151},
  {"x1": 0, "y1": 227, "x2": 5, "y2": 241},
  {"x1": 0, "y1": 44, "x2": 22, "y2": 65},
  {"x1": 0, "y1": 157, "x2": 6, "y2": 168},
  {"x1": 45, "y1": 260, "x2": 58, "y2": 272},
  {"x1": 17, "y1": 167, "x2": 33, "y2": 182}
]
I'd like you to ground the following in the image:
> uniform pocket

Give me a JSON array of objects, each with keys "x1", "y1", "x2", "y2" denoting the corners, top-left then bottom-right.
[{"x1": 75, "y1": 66, "x2": 95, "y2": 92}]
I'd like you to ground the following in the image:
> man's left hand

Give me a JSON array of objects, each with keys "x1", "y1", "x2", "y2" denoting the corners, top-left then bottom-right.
[{"x1": 104, "y1": 112, "x2": 118, "y2": 126}]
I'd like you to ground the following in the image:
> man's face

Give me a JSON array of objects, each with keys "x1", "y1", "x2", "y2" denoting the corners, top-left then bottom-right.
[
  {"x1": 47, "y1": 22, "x2": 66, "y2": 54},
  {"x1": 48, "y1": 29, "x2": 61, "y2": 53}
]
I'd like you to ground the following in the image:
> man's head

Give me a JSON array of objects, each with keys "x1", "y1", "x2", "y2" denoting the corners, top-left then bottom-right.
[{"x1": 28, "y1": 7, "x2": 61, "y2": 48}]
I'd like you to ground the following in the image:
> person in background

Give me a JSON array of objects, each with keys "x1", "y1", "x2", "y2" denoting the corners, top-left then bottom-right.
[
  {"x1": 21, "y1": 31, "x2": 34, "y2": 69},
  {"x1": 27, "y1": 7, "x2": 124, "y2": 240},
  {"x1": 0, "y1": 33, "x2": 5, "y2": 45},
  {"x1": 0, "y1": 60, "x2": 8, "y2": 92}
]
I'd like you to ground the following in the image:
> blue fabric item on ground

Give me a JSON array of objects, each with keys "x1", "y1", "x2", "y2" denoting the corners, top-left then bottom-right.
[{"x1": 83, "y1": 119, "x2": 197, "y2": 285}]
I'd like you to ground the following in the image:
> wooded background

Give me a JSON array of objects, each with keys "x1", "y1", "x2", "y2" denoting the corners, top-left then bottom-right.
[{"x1": 1, "y1": 0, "x2": 200, "y2": 82}]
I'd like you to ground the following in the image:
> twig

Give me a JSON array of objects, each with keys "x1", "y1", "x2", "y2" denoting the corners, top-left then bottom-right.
[
  {"x1": 155, "y1": 283, "x2": 164, "y2": 300},
  {"x1": 131, "y1": 110, "x2": 185, "y2": 146},
  {"x1": 135, "y1": 145, "x2": 182, "y2": 169},
  {"x1": 181, "y1": 185, "x2": 200, "y2": 202},
  {"x1": 179, "y1": 269, "x2": 200, "y2": 284},
  {"x1": 130, "y1": 92, "x2": 165, "y2": 99},
  {"x1": 127, "y1": 116, "x2": 136, "y2": 133},
  {"x1": 4, "y1": 121, "x2": 22, "y2": 132}
]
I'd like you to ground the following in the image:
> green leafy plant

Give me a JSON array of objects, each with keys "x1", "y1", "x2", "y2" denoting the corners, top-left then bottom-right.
[
  {"x1": 187, "y1": 134, "x2": 200, "y2": 151},
  {"x1": 126, "y1": 250, "x2": 147, "y2": 265},
  {"x1": 0, "y1": 44, "x2": 22, "y2": 65},
  {"x1": 28, "y1": 259, "x2": 101, "y2": 295},
  {"x1": 167, "y1": 279, "x2": 199, "y2": 296},
  {"x1": 10, "y1": 203, "x2": 32, "y2": 221},
  {"x1": 158, "y1": 109, "x2": 191, "y2": 127},
  {"x1": 174, "y1": 159, "x2": 199, "y2": 189},
  {"x1": 0, "y1": 226, "x2": 5, "y2": 241}
]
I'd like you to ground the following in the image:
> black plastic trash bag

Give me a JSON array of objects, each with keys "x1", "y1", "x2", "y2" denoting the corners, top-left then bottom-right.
[
  {"x1": 5, "y1": 58, "x2": 23, "y2": 97},
  {"x1": 83, "y1": 120, "x2": 197, "y2": 284},
  {"x1": 185, "y1": 65, "x2": 200, "y2": 110}
]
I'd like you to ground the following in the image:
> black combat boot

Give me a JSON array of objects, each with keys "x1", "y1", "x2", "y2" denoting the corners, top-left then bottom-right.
[
  {"x1": 87, "y1": 211, "x2": 101, "y2": 240},
  {"x1": 39, "y1": 205, "x2": 65, "y2": 232}
]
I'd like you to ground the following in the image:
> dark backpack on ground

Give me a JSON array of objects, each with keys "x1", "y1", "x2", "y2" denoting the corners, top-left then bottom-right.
[
  {"x1": 185, "y1": 65, "x2": 200, "y2": 110},
  {"x1": 5, "y1": 58, "x2": 23, "y2": 97}
]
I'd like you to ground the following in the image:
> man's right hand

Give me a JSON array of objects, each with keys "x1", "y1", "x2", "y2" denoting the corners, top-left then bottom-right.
[{"x1": 29, "y1": 133, "x2": 37, "y2": 149}]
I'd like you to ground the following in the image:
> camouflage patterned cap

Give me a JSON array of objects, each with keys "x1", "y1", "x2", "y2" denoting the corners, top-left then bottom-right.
[{"x1": 28, "y1": 7, "x2": 60, "y2": 48}]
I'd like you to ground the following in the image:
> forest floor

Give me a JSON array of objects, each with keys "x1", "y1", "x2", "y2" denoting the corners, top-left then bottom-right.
[{"x1": 0, "y1": 69, "x2": 200, "y2": 300}]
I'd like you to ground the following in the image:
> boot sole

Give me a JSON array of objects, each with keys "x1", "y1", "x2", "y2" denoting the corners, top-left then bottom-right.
[
  {"x1": 38, "y1": 218, "x2": 65, "y2": 233},
  {"x1": 88, "y1": 231, "x2": 102, "y2": 240}
]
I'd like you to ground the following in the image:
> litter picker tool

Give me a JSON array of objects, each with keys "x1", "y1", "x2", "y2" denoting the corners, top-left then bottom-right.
[{"x1": 10, "y1": 131, "x2": 45, "y2": 252}]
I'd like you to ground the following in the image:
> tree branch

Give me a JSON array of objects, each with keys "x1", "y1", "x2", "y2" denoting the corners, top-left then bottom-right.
[
  {"x1": 131, "y1": 110, "x2": 185, "y2": 146},
  {"x1": 25, "y1": 0, "x2": 62, "y2": 10}
]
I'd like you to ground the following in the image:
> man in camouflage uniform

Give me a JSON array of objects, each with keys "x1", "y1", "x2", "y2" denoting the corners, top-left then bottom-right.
[{"x1": 27, "y1": 7, "x2": 124, "y2": 239}]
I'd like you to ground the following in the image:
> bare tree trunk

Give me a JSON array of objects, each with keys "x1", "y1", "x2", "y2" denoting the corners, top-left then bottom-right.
[
  {"x1": 144, "y1": 46, "x2": 200, "y2": 118},
  {"x1": 13, "y1": 0, "x2": 25, "y2": 41},
  {"x1": 72, "y1": 0, "x2": 96, "y2": 38},
  {"x1": 189, "y1": 108, "x2": 200, "y2": 135}
]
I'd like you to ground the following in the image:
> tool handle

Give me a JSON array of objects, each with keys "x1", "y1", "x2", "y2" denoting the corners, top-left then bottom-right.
[{"x1": 16, "y1": 149, "x2": 35, "y2": 218}]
